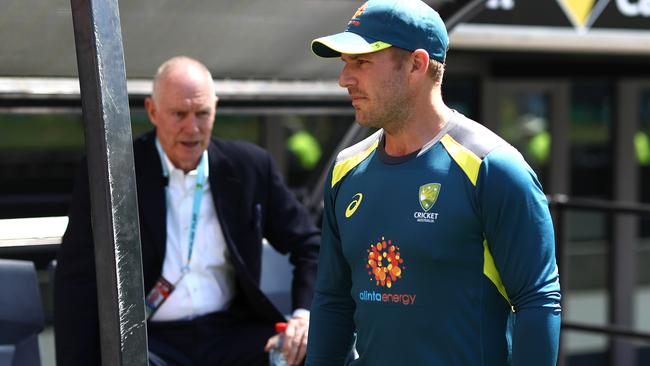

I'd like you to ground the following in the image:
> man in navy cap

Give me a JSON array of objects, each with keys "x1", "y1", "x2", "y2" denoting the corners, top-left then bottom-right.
[{"x1": 305, "y1": 1, "x2": 561, "y2": 365}]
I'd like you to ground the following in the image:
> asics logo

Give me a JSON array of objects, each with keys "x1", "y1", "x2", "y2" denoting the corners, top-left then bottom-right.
[{"x1": 345, "y1": 193, "x2": 363, "y2": 218}]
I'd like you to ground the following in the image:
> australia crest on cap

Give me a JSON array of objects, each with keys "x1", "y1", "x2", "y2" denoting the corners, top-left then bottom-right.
[{"x1": 348, "y1": 2, "x2": 368, "y2": 27}]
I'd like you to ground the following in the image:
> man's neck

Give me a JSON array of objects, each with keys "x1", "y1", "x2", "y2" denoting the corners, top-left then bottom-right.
[{"x1": 383, "y1": 97, "x2": 452, "y2": 157}]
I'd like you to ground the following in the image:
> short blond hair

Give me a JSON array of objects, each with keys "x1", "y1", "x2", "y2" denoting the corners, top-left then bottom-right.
[
  {"x1": 427, "y1": 59, "x2": 445, "y2": 85},
  {"x1": 390, "y1": 48, "x2": 444, "y2": 85}
]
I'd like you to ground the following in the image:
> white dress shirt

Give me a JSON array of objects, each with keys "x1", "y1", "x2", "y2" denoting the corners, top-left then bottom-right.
[{"x1": 151, "y1": 150, "x2": 236, "y2": 321}]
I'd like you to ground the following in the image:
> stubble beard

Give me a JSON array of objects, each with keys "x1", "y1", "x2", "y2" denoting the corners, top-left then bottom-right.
[{"x1": 354, "y1": 74, "x2": 412, "y2": 134}]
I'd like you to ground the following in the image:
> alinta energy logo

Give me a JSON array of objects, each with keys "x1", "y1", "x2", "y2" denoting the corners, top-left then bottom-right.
[
  {"x1": 556, "y1": 0, "x2": 611, "y2": 32},
  {"x1": 413, "y1": 183, "x2": 441, "y2": 223},
  {"x1": 359, "y1": 236, "x2": 417, "y2": 306}
]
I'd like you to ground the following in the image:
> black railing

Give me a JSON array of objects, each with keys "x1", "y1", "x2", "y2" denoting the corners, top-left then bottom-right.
[
  {"x1": 549, "y1": 194, "x2": 650, "y2": 216},
  {"x1": 548, "y1": 194, "x2": 650, "y2": 366},
  {"x1": 561, "y1": 321, "x2": 650, "y2": 343}
]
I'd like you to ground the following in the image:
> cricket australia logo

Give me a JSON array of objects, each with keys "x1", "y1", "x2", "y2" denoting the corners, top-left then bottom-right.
[
  {"x1": 414, "y1": 183, "x2": 440, "y2": 223},
  {"x1": 419, "y1": 183, "x2": 440, "y2": 211}
]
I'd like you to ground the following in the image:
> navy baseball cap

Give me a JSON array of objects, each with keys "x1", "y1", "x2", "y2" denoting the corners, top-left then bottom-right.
[{"x1": 311, "y1": 0, "x2": 448, "y2": 63}]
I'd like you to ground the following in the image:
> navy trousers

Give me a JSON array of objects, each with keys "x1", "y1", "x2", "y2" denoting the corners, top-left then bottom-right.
[{"x1": 147, "y1": 307, "x2": 276, "y2": 366}]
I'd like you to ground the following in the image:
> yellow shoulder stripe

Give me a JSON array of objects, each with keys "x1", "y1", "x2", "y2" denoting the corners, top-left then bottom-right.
[
  {"x1": 483, "y1": 239, "x2": 512, "y2": 307},
  {"x1": 440, "y1": 134, "x2": 481, "y2": 186},
  {"x1": 331, "y1": 140, "x2": 379, "y2": 187}
]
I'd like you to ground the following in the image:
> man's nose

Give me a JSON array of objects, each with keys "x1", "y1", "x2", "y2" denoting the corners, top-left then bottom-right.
[
  {"x1": 338, "y1": 63, "x2": 355, "y2": 88},
  {"x1": 183, "y1": 114, "x2": 200, "y2": 132}
]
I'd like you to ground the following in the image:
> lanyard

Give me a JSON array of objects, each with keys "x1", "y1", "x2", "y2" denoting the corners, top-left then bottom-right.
[{"x1": 155, "y1": 138, "x2": 207, "y2": 275}]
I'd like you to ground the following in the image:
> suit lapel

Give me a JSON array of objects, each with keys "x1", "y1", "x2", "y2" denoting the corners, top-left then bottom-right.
[
  {"x1": 136, "y1": 134, "x2": 167, "y2": 262},
  {"x1": 208, "y1": 141, "x2": 244, "y2": 264}
]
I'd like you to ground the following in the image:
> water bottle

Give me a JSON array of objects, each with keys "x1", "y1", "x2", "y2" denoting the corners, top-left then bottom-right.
[{"x1": 269, "y1": 322, "x2": 289, "y2": 366}]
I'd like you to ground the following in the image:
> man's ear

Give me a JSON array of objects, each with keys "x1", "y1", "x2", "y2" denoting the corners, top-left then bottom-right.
[
  {"x1": 410, "y1": 49, "x2": 430, "y2": 78},
  {"x1": 144, "y1": 97, "x2": 158, "y2": 127}
]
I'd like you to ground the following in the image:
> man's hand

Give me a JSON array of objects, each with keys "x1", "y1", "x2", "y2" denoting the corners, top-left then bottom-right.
[{"x1": 264, "y1": 316, "x2": 309, "y2": 365}]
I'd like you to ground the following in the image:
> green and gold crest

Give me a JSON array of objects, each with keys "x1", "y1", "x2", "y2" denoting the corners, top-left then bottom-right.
[{"x1": 419, "y1": 183, "x2": 441, "y2": 212}]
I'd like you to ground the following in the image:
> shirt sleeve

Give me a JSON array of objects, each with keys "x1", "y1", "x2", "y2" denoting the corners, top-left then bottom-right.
[
  {"x1": 305, "y1": 168, "x2": 356, "y2": 366},
  {"x1": 477, "y1": 146, "x2": 562, "y2": 366}
]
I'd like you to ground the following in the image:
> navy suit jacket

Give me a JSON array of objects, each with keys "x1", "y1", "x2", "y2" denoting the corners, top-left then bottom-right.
[{"x1": 54, "y1": 130, "x2": 320, "y2": 365}]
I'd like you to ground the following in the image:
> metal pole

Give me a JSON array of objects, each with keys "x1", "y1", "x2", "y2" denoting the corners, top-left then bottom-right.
[
  {"x1": 69, "y1": 0, "x2": 148, "y2": 365},
  {"x1": 549, "y1": 82, "x2": 570, "y2": 197},
  {"x1": 438, "y1": 0, "x2": 487, "y2": 31},
  {"x1": 609, "y1": 80, "x2": 640, "y2": 366},
  {"x1": 264, "y1": 115, "x2": 288, "y2": 178}
]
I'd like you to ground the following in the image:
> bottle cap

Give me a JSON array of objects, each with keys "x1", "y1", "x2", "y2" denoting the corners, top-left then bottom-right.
[{"x1": 275, "y1": 322, "x2": 288, "y2": 333}]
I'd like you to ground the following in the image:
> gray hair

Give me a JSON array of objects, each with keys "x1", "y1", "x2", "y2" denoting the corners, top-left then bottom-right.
[{"x1": 151, "y1": 56, "x2": 214, "y2": 101}]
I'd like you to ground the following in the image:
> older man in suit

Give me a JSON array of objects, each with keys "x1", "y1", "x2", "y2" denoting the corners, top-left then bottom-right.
[{"x1": 54, "y1": 56, "x2": 320, "y2": 366}]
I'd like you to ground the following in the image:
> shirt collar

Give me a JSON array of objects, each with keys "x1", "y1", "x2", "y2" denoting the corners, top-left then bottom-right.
[{"x1": 158, "y1": 145, "x2": 210, "y2": 179}]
